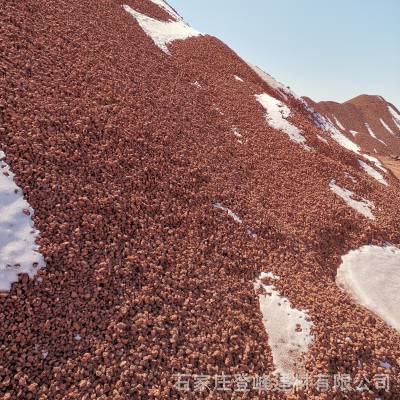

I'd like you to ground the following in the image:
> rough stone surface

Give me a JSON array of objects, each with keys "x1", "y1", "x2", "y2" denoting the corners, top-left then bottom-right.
[
  {"x1": 1, "y1": 0, "x2": 399, "y2": 398},
  {"x1": 304, "y1": 94, "x2": 400, "y2": 156}
]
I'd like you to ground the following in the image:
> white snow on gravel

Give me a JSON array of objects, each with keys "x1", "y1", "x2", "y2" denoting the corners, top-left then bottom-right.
[
  {"x1": 388, "y1": 105, "x2": 400, "y2": 131},
  {"x1": 317, "y1": 134, "x2": 328, "y2": 144},
  {"x1": 329, "y1": 180, "x2": 375, "y2": 219},
  {"x1": 254, "y1": 78, "x2": 358, "y2": 153},
  {"x1": 0, "y1": 151, "x2": 45, "y2": 292},
  {"x1": 213, "y1": 203, "x2": 257, "y2": 239},
  {"x1": 232, "y1": 127, "x2": 243, "y2": 143},
  {"x1": 313, "y1": 113, "x2": 360, "y2": 153},
  {"x1": 365, "y1": 123, "x2": 387, "y2": 146},
  {"x1": 393, "y1": 120, "x2": 400, "y2": 131},
  {"x1": 213, "y1": 202, "x2": 242, "y2": 223},
  {"x1": 255, "y1": 93, "x2": 311, "y2": 151},
  {"x1": 391, "y1": 118, "x2": 400, "y2": 131},
  {"x1": 249, "y1": 64, "x2": 298, "y2": 101},
  {"x1": 327, "y1": 123, "x2": 360, "y2": 152},
  {"x1": 345, "y1": 173, "x2": 357, "y2": 183},
  {"x1": 358, "y1": 160, "x2": 388, "y2": 186},
  {"x1": 248, "y1": 74, "x2": 385, "y2": 184},
  {"x1": 336, "y1": 245, "x2": 400, "y2": 332},
  {"x1": 365, "y1": 123, "x2": 378, "y2": 139},
  {"x1": 260, "y1": 272, "x2": 280, "y2": 280},
  {"x1": 234, "y1": 75, "x2": 243, "y2": 82},
  {"x1": 362, "y1": 154, "x2": 388, "y2": 173},
  {"x1": 254, "y1": 273, "x2": 313, "y2": 376},
  {"x1": 149, "y1": 0, "x2": 182, "y2": 21},
  {"x1": 380, "y1": 118, "x2": 394, "y2": 135},
  {"x1": 245, "y1": 69, "x2": 389, "y2": 184},
  {"x1": 123, "y1": 5, "x2": 202, "y2": 55},
  {"x1": 333, "y1": 115, "x2": 345, "y2": 130},
  {"x1": 309, "y1": 110, "x2": 388, "y2": 176}
]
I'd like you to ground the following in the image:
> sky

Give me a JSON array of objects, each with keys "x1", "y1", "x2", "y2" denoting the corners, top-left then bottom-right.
[{"x1": 169, "y1": 0, "x2": 400, "y2": 107}]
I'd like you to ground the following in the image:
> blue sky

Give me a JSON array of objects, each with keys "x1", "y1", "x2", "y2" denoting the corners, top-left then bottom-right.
[{"x1": 169, "y1": 0, "x2": 400, "y2": 107}]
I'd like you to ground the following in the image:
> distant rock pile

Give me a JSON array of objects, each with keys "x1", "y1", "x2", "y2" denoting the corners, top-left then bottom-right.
[{"x1": 304, "y1": 94, "x2": 400, "y2": 157}]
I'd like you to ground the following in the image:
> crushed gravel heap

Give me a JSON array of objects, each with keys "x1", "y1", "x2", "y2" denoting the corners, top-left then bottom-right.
[
  {"x1": 1, "y1": 0, "x2": 399, "y2": 398},
  {"x1": 304, "y1": 94, "x2": 400, "y2": 156}
]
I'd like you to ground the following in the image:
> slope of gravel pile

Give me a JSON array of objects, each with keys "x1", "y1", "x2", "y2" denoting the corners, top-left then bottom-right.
[
  {"x1": 1, "y1": 0, "x2": 399, "y2": 399},
  {"x1": 304, "y1": 95, "x2": 400, "y2": 156}
]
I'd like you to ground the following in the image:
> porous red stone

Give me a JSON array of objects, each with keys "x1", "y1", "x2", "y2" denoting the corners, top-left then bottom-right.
[{"x1": 0, "y1": 1, "x2": 399, "y2": 399}]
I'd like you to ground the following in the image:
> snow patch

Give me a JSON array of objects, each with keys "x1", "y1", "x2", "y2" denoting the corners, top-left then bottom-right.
[
  {"x1": 123, "y1": 5, "x2": 202, "y2": 55},
  {"x1": 317, "y1": 134, "x2": 328, "y2": 144},
  {"x1": 255, "y1": 93, "x2": 311, "y2": 151},
  {"x1": 260, "y1": 272, "x2": 279, "y2": 280},
  {"x1": 345, "y1": 173, "x2": 357, "y2": 183},
  {"x1": 232, "y1": 127, "x2": 243, "y2": 144},
  {"x1": 325, "y1": 123, "x2": 359, "y2": 152},
  {"x1": 312, "y1": 113, "x2": 360, "y2": 153},
  {"x1": 388, "y1": 105, "x2": 400, "y2": 131},
  {"x1": 391, "y1": 118, "x2": 400, "y2": 131},
  {"x1": 365, "y1": 123, "x2": 387, "y2": 146},
  {"x1": 380, "y1": 118, "x2": 394, "y2": 135},
  {"x1": 254, "y1": 273, "x2": 313, "y2": 376},
  {"x1": 0, "y1": 151, "x2": 45, "y2": 292},
  {"x1": 333, "y1": 115, "x2": 345, "y2": 130},
  {"x1": 308, "y1": 109, "x2": 388, "y2": 175},
  {"x1": 213, "y1": 202, "x2": 257, "y2": 239},
  {"x1": 336, "y1": 245, "x2": 400, "y2": 332},
  {"x1": 362, "y1": 154, "x2": 387, "y2": 173},
  {"x1": 249, "y1": 64, "x2": 298, "y2": 101},
  {"x1": 358, "y1": 160, "x2": 388, "y2": 186},
  {"x1": 365, "y1": 123, "x2": 377, "y2": 139},
  {"x1": 213, "y1": 202, "x2": 242, "y2": 223},
  {"x1": 349, "y1": 130, "x2": 358, "y2": 137},
  {"x1": 234, "y1": 75, "x2": 243, "y2": 82},
  {"x1": 329, "y1": 180, "x2": 375, "y2": 219},
  {"x1": 232, "y1": 127, "x2": 242, "y2": 138}
]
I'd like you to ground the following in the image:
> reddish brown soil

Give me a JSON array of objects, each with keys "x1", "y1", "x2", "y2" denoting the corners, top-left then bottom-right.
[
  {"x1": 379, "y1": 156, "x2": 400, "y2": 180},
  {"x1": 1, "y1": 1, "x2": 399, "y2": 399}
]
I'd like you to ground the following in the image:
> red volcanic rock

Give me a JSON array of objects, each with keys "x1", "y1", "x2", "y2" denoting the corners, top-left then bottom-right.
[{"x1": 304, "y1": 94, "x2": 400, "y2": 156}]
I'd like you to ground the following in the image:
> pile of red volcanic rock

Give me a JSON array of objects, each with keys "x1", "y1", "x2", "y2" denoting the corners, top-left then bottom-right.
[
  {"x1": 1, "y1": 0, "x2": 399, "y2": 399},
  {"x1": 304, "y1": 95, "x2": 400, "y2": 156}
]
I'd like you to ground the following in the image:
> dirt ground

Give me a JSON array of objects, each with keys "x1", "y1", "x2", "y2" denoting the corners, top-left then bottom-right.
[{"x1": 379, "y1": 155, "x2": 400, "y2": 179}]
